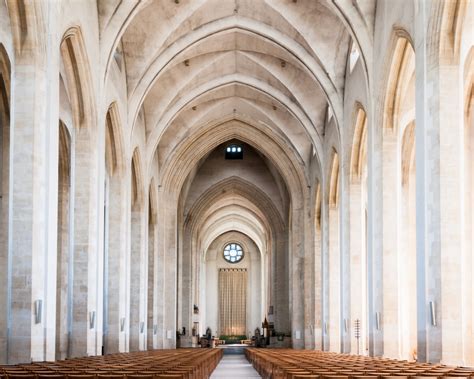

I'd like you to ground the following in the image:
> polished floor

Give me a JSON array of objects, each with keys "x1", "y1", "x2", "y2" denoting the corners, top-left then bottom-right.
[{"x1": 210, "y1": 354, "x2": 261, "y2": 378}]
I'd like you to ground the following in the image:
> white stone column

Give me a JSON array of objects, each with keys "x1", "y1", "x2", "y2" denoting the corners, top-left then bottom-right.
[
  {"x1": 314, "y1": 223, "x2": 323, "y2": 350},
  {"x1": 104, "y1": 174, "x2": 127, "y2": 353},
  {"x1": 340, "y1": 154, "x2": 351, "y2": 353},
  {"x1": 414, "y1": 2, "x2": 473, "y2": 361},
  {"x1": 147, "y1": 218, "x2": 156, "y2": 350},
  {"x1": 321, "y1": 178, "x2": 330, "y2": 351},
  {"x1": 6, "y1": 0, "x2": 60, "y2": 363},
  {"x1": 328, "y1": 206, "x2": 340, "y2": 352},
  {"x1": 70, "y1": 127, "x2": 100, "y2": 357},
  {"x1": 158, "y1": 190, "x2": 178, "y2": 349},
  {"x1": 349, "y1": 183, "x2": 367, "y2": 355},
  {"x1": 129, "y1": 204, "x2": 144, "y2": 351},
  {"x1": 153, "y1": 210, "x2": 164, "y2": 349},
  {"x1": 414, "y1": 0, "x2": 443, "y2": 363},
  {"x1": 290, "y1": 198, "x2": 306, "y2": 349},
  {"x1": 381, "y1": 131, "x2": 401, "y2": 358},
  {"x1": 367, "y1": 102, "x2": 384, "y2": 357},
  {"x1": 304, "y1": 191, "x2": 315, "y2": 349}
]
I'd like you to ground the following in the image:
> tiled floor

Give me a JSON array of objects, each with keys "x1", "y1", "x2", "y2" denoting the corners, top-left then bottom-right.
[{"x1": 210, "y1": 354, "x2": 261, "y2": 378}]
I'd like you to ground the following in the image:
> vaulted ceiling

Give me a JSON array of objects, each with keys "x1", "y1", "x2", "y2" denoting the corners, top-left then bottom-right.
[{"x1": 98, "y1": 0, "x2": 376, "y2": 172}]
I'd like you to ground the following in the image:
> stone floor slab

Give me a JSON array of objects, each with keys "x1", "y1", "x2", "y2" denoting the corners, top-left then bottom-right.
[{"x1": 210, "y1": 354, "x2": 261, "y2": 378}]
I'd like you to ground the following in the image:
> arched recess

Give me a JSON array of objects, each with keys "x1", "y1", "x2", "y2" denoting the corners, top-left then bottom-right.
[
  {"x1": 147, "y1": 179, "x2": 158, "y2": 350},
  {"x1": 381, "y1": 33, "x2": 416, "y2": 360},
  {"x1": 55, "y1": 121, "x2": 72, "y2": 360},
  {"x1": 59, "y1": 26, "x2": 98, "y2": 358},
  {"x1": 0, "y1": 43, "x2": 10, "y2": 364},
  {"x1": 159, "y1": 120, "x2": 306, "y2": 201},
  {"x1": 103, "y1": 103, "x2": 126, "y2": 354},
  {"x1": 181, "y1": 176, "x2": 286, "y2": 343},
  {"x1": 130, "y1": 147, "x2": 145, "y2": 352},
  {"x1": 440, "y1": 0, "x2": 468, "y2": 62},
  {"x1": 349, "y1": 106, "x2": 368, "y2": 355},
  {"x1": 203, "y1": 231, "x2": 262, "y2": 340},
  {"x1": 328, "y1": 149, "x2": 340, "y2": 352}
]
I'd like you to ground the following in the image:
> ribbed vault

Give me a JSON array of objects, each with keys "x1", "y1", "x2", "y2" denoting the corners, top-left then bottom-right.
[{"x1": 98, "y1": 0, "x2": 377, "y2": 172}]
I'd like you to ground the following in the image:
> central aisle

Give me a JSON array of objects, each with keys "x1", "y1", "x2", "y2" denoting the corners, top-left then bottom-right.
[{"x1": 210, "y1": 353, "x2": 261, "y2": 378}]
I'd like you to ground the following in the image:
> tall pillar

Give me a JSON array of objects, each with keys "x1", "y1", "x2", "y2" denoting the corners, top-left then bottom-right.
[
  {"x1": 105, "y1": 175, "x2": 128, "y2": 353},
  {"x1": 321, "y1": 177, "x2": 330, "y2": 351},
  {"x1": 415, "y1": 1, "x2": 473, "y2": 364},
  {"x1": 303, "y1": 191, "x2": 315, "y2": 349},
  {"x1": 158, "y1": 190, "x2": 178, "y2": 349},
  {"x1": 414, "y1": 10, "x2": 441, "y2": 361},
  {"x1": 381, "y1": 131, "x2": 400, "y2": 358},
  {"x1": 6, "y1": 0, "x2": 60, "y2": 363},
  {"x1": 340, "y1": 154, "x2": 351, "y2": 353},
  {"x1": 367, "y1": 101, "x2": 384, "y2": 357},
  {"x1": 290, "y1": 195, "x2": 305, "y2": 349}
]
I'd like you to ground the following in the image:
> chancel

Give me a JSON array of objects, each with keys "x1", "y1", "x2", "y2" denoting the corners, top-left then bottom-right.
[{"x1": 0, "y1": 0, "x2": 473, "y2": 377}]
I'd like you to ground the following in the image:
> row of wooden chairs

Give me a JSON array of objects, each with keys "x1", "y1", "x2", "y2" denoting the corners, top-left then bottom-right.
[
  {"x1": 245, "y1": 349, "x2": 474, "y2": 379},
  {"x1": 0, "y1": 348, "x2": 223, "y2": 379}
]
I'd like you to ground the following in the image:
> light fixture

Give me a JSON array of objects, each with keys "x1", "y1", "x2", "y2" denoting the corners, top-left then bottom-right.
[
  {"x1": 430, "y1": 301, "x2": 437, "y2": 326},
  {"x1": 34, "y1": 300, "x2": 42, "y2": 324},
  {"x1": 89, "y1": 311, "x2": 96, "y2": 329},
  {"x1": 225, "y1": 144, "x2": 243, "y2": 159},
  {"x1": 120, "y1": 317, "x2": 126, "y2": 332},
  {"x1": 375, "y1": 312, "x2": 381, "y2": 330}
]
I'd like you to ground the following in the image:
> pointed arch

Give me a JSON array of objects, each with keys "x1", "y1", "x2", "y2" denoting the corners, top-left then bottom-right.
[
  {"x1": 105, "y1": 102, "x2": 125, "y2": 177},
  {"x1": 440, "y1": 0, "x2": 469, "y2": 61},
  {"x1": 401, "y1": 121, "x2": 416, "y2": 186},
  {"x1": 60, "y1": 27, "x2": 96, "y2": 129},
  {"x1": 148, "y1": 178, "x2": 158, "y2": 226},
  {"x1": 329, "y1": 150, "x2": 340, "y2": 208},
  {"x1": 131, "y1": 147, "x2": 144, "y2": 210},
  {"x1": 350, "y1": 106, "x2": 367, "y2": 182},
  {"x1": 383, "y1": 35, "x2": 415, "y2": 132},
  {"x1": 0, "y1": 44, "x2": 11, "y2": 119},
  {"x1": 315, "y1": 182, "x2": 322, "y2": 230}
]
